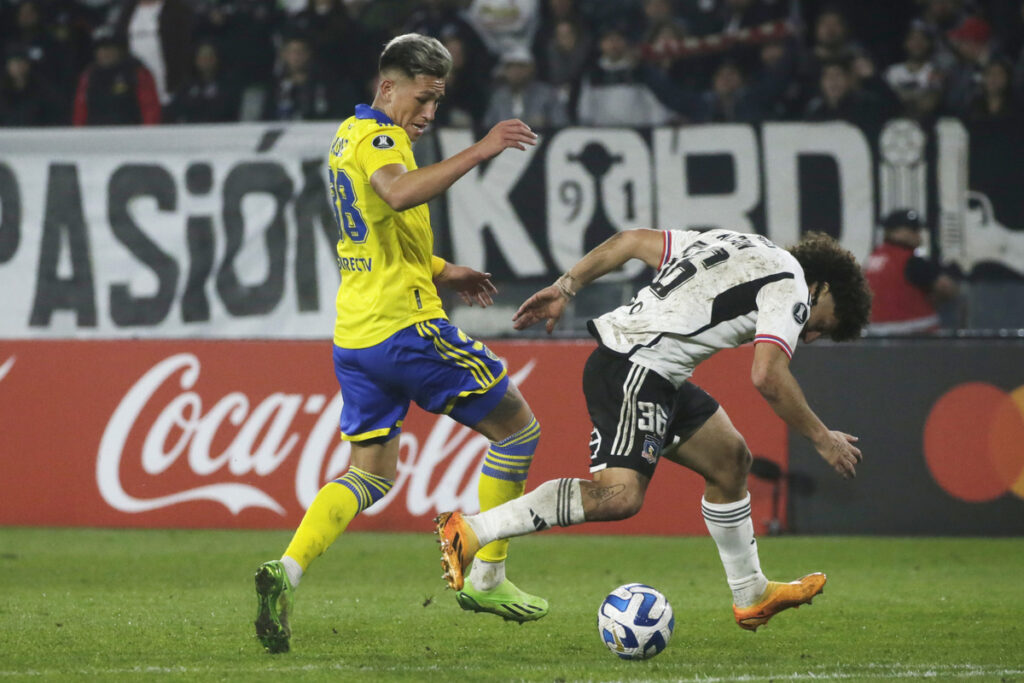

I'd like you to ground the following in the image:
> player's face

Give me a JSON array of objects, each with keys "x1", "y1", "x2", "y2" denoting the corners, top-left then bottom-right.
[
  {"x1": 383, "y1": 73, "x2": 446, "y2": 142},
  {"x1": 800, "y1": 289, "x2": 838, "y2": 344}
]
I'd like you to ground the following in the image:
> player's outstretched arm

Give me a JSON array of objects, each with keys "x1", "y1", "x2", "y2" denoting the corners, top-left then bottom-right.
[
  {"x1": 433, "y1": 261, "x2": 498, "y2": 307},
  {"x1": 512, "y1": 285, "x2": 567, "y2": 334},
  {"x1": 751, "y1": 342, "x2": 862, "y2": 479},
  {"x1": 371, "y1": 119, "x2": 537, "y2": 212},
  {"x1": 512, "y1": 229, "x2": 665, "y2": 334}
]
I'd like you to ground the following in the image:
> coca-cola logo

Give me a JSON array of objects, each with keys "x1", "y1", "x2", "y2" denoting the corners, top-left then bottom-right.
[{"x1": 97, "y1": 353, "x2": 536, "y2": 517}]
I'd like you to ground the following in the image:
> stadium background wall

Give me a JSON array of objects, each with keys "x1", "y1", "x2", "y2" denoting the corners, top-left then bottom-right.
[
  {"x1": 1, "y1": 339, "x2": 1021, "y2": 535},
  {"x1": 0, "y1": 121, "x2": 1021, "y2": 535}
]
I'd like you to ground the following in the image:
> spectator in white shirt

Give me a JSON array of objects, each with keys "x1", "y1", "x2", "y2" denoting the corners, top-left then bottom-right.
[
  {"x1": 483, "y1": 46, "x2": 568, "y2": 129},
  {"x1": 884, "y1": 22, "x2": 944, "y2": 121},
  {"x1": 576, "y1": 22, "x2": 677, "y2": 127}
]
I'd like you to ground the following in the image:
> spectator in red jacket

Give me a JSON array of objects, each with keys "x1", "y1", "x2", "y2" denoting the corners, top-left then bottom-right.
[
  {"x1": 72, "y1": 26, "x2": 161, "y2": 126},
  {"x1": 864, "y1": 209, "x2": 960, "y2": 335}
]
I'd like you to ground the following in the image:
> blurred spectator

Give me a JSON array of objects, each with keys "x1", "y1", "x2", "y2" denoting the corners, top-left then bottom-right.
[
  {"x1": 689, "y1": 47, "x2": 795, "y2": 123},
  {"x1": 964, "y1": 57, "x2": 1023, "y2": 123},
  {"x1": 288, "y1": 0, "x2": 361, "y2": 82},
  {"x1": 194, "y1": 0, "x2": 280, "y2": 92},
  {"x1": 6, "y1": 0, "x2": 75, "y2": 90},
  {"x1": 405, "y1": 2, "x2": 494, "y2": 110},
  {"x1": 916, "y1": 0, "x2": 967, "y2": 71},
  {"x1": 576, "y1": 22, "x2": 678, "y2": 126},
  {"x1": 261, "y1": 32, "x2": 354, "y2": 121},
  {"x1": 535, "y1": 0, "x2": 592, "y2": 82},
  {"x1": 990, "y1": 0, "x2": 1024, "y2": 58},
  {"x1": 801, "y1": 5, "x2": 867, "y2": 97},
  {"x1": 809, "y1": 0, "x2": 916, "y2": 69},
  {"x1": 434, "y1": 32, "x2": 489, "y2": 128},
  {"x1": 943, "y1": 15, "x2": 994, "y2": 114},
  {"x1": 645, "y1": 18, "x2": 686, "y2": 77},
  {"x1": 533, "y1": 0, "x2": 590, "y2": 48},
  {"x1": 678, "y1": 0, "x2": 722, "y2": 37},
  {"x1": 463, "y1": 0, "x2": 541, "y2": 60},
  {"x1": 539, "y1": 18, "x2": 592, "y2": 114},
  {"x1": 483, "y1": 46, "x2": 567, "y2": 129},
  {"x1": 47, "y1": 0, "x2": 102, "y2": 93},
  {"x1": 697, "y1": 60, "x2": 759, "y2": 122},
  {"x1": 163, "y1": 40, "x2": 240, "y2": 123},
  {"x1": 850, "y1": 52, "x2": 901, "y2": 118},
  {"x1": 884, "y1": 22, "x2": 944, "y2": 121},
  {"x1": 639, "y1": 0, "x2": 684, "y2": 41},
  {"x1": 405, "y1": 0, "x2": 487, "y2": 50},
  {"x1": 758, "y1": 37, "x2": 804, "y2": 119},
  {"x1": 865, "y1": 209, "x2": 960, "y2": 335},
  {"x1": 716, "y1": 0, "x2": 787, "y2": 69},
  {"x1": 72, "y1": 26, "x2": 161, "y2": 125},
  {"x1": 111, "y1": 0, "x2": 195, "y2": 105},
  {"x1": 804, "y1": 58, "x2": 887, "y2": 129},
  {"x1": 0, "y1": 43, "x2": 63, "y2": 125}
]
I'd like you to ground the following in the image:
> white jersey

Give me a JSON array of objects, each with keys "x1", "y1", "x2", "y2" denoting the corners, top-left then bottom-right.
[{"x1": 589, "y1": 229, "x2": 810, "y2": 388}]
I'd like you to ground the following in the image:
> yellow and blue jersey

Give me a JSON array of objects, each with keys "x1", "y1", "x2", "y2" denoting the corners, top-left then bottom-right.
[{"x1": 327, "y1": 104, "x2": 446, "y2": 348}]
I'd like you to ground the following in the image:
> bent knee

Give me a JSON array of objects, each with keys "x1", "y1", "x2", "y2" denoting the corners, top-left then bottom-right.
[{"x1": 709, "y1": 438, "x2": 752, "y2": 487}]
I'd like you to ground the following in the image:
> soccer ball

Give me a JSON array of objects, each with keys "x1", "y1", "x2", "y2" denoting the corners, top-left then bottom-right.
[{"x1": 597, "y1": 583, "x2": 674, "y2": 660}]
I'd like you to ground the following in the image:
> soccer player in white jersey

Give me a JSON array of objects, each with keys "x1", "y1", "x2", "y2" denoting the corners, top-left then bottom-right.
[{"x1": 437, "y1": 228, "x2": 872, "y2": 631}]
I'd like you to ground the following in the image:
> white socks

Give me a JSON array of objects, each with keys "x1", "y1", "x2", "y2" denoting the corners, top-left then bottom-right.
[
  {"x1": 467, "y1": 478, "x2": 586, "y2": 547},
  {"x1": 468, "y1": 557, "x2": 506, "y2": 592},
  {"x1": 701, "y1": 493, "x2": 768, "y2": 608},
  {"x1": 281, "y1": 555, "x2": 303, "y2": 589}
]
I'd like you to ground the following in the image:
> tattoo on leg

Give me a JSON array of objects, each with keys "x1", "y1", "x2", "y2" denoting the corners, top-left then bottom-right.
[{"x1": 587, "y1": 484, "x2": 626, "y2": 503}]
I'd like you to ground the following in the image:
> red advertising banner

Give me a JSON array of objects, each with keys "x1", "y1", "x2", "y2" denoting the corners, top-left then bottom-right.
[{"x1": 0, "y1": 340, "x2": 786, "y2": 535}]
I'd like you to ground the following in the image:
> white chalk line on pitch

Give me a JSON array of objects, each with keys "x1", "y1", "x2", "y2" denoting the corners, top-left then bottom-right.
[{"x1": 1, "y1": 663, "x2": 1023, "y2": 679}]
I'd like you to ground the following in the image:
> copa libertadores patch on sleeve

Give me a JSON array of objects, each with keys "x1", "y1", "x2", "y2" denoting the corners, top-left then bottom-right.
[
  {"x1": 792, "y1": 301, "x2": 809, "y2": 325},
  {"x1": 372, "y1": 134, "x2": 395, "y2": 149}
]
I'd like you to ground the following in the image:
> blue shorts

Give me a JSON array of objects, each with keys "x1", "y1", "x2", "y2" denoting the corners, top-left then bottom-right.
[{"x1": 333, "y1": 318, "x2": 509, "y2": 442}]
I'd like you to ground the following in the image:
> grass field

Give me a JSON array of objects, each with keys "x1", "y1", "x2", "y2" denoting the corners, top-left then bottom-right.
[{"x1": 1, "y1": 528, "x2": 1022, "y2": 681}]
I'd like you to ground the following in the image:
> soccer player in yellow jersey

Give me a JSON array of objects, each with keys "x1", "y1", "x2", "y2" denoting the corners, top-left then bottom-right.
[{"x1": 253, "y1": 33, "x2": 546, "y2": 654}]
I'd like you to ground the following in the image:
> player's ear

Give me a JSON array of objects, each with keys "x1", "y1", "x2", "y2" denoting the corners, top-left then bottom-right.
[{"x1": 378, "y1": 75, "x2": 394, "y2": 102}]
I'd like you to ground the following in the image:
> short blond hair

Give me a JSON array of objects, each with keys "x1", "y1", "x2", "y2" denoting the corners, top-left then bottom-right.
[{"x1": 379, "y1": 33, "x2": 452, "y2": 79}]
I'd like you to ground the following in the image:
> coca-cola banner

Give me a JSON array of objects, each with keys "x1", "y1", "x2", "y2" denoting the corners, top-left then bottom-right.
[
  {"x1": 2, "y1": 118, "x2": 1021, "y2": 340},
  {"x1": 0, "y1": 340, "x2": 786, "y2": 535}
]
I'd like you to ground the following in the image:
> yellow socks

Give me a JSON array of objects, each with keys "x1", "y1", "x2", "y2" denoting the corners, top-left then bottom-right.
[
  {"x1": 283, "y1": 467, "x2": 393, "y2": 571},
  {"x1": 476, "y1": 417, "x2": 540, "y2": 563}
]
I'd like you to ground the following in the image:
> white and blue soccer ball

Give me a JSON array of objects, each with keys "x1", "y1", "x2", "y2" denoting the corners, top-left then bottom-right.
[{"x1": 597, "y1": 583, "x2": 674, "y2": 660}]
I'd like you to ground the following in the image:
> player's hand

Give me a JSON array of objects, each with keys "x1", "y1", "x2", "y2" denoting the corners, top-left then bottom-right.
[
  {"x1": 477, "y1": 119, "x2": 538, "y2": 159},
  {"x1": 435, "y1": 264, "x2": 498, "y2": 307},
  {"x1": 512, "y1": 285, "x2": 568, "y2": 334},
  {"x1": 814, "y1": 430, "x2": 862, "y2": 479}
]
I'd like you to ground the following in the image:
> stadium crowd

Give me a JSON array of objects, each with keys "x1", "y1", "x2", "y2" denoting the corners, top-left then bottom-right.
[{"x1": 1, "y1": 0, "x2": 1023, "y2": 128}]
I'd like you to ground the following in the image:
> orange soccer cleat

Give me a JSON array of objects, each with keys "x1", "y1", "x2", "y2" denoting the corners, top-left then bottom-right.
[
  {"x1": 733, "y1": 572, "x2": 827, "y2": 631},
  {"x1": 433, "y1": 511, "x2": 480, "y2": 591}
]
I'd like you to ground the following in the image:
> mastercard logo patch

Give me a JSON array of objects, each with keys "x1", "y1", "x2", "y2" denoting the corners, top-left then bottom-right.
[{"x1": 923, "y1": 382, "x2": 1024, "y2": 502}]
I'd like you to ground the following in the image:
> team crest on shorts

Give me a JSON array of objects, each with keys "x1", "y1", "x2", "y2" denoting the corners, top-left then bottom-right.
[
  {"x1": 372, "y1": 134, "x2": 395, "y2": 149},
  {"x1": 641, "y1": 435, "x2": 660, "y2": 464}
]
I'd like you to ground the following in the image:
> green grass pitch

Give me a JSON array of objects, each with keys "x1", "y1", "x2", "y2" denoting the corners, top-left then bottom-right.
[{"x1": 1, "y1": 527, "x2": 1022, "y2": 681}]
